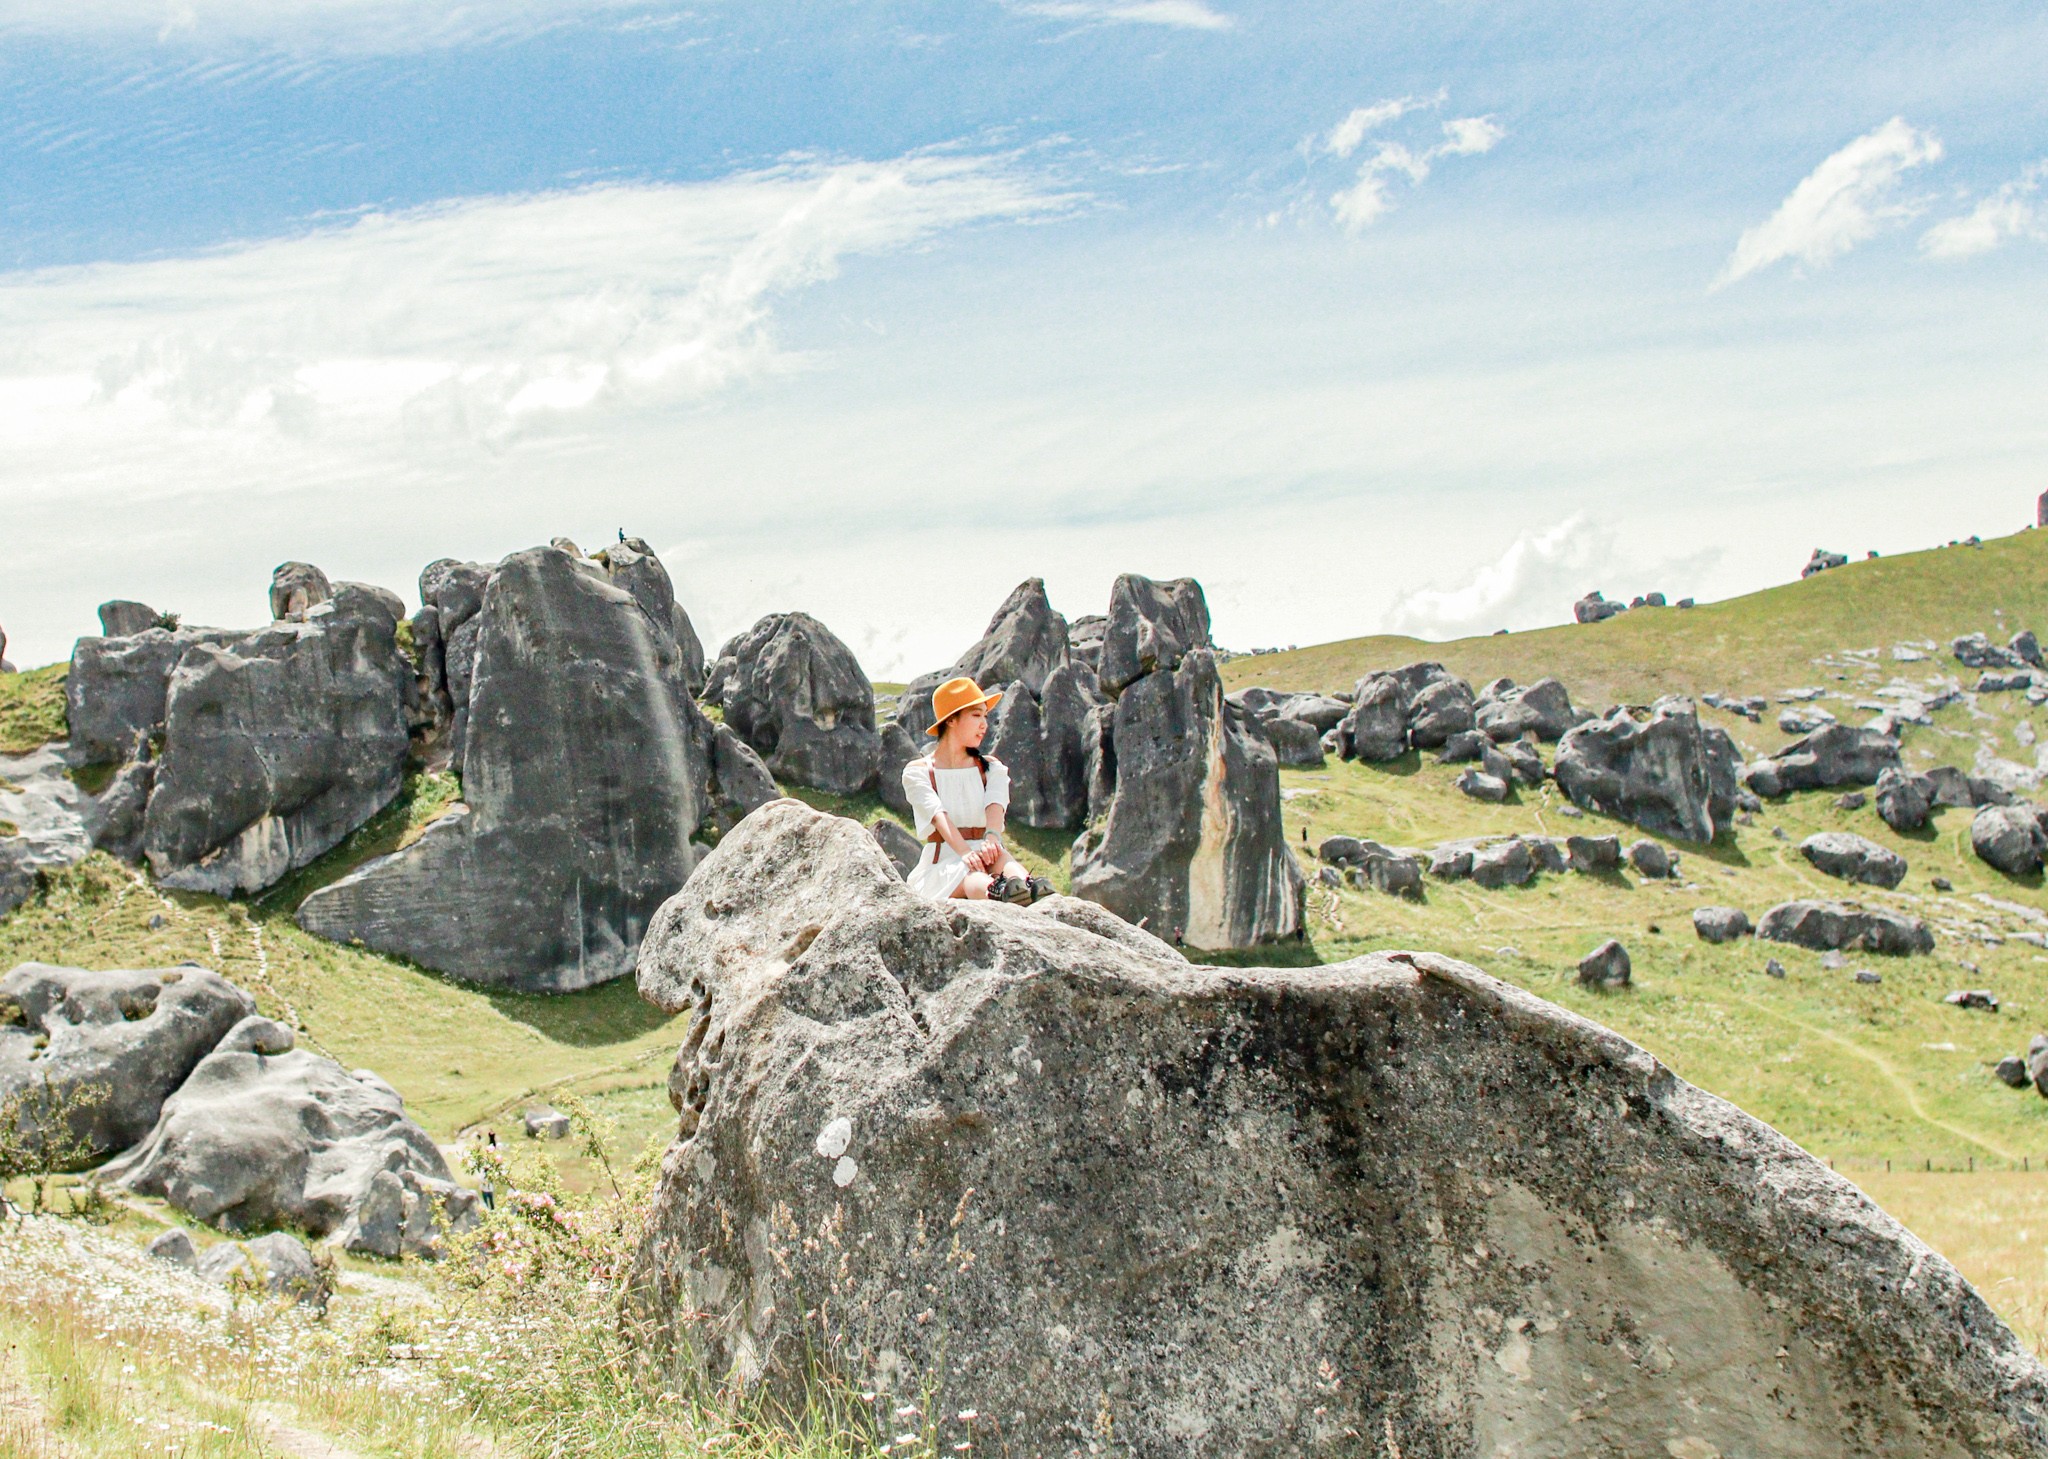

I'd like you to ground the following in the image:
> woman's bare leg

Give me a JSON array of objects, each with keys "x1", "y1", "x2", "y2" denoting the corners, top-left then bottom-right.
[
  {"x1": 999, "y1": 857, "x2": 1029, "y2": 882},
  {"x1": 951, "y1": 871, "x2": 993, "y2": 900}
]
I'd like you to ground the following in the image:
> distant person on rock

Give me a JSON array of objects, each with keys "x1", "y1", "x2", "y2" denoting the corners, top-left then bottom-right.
[{"x1": 903, "y1": 677, "x2": 1053, "y2": 904}]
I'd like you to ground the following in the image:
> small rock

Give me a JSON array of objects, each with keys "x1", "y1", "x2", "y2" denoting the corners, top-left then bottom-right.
[
  {"x1": 147, "y1": 914, "x2": 168, "y2": 931},
  {"x1": 1799, "y1": 831, "x2": 1908, "y2": 889},
  {"x1": 870, "y1": 820, "x2": 924, "y2": 879},
  {"x1": 1469, "y1": 840, "x2": 1534, "y2": 890},
  {"x1": 1764, "y1": 959, "x2": 1787, "y2": 979},
  {"x1": 1692, "y1": 906, "x2": 1752, "y2": 944},
  {"x1": 1944, "y1": 990, "x2": 1999, "y2": 1011},
  {"x1": 1454, "y1": 767, "x2": 1509, "y2": 803},
  {"x1": 1972, "y1": 804, "x2": 2048, "y2": 877},
  {"x1": 1801, "y1": 548, "x2": 1848, "y2": 577},
  {"x1": 1853, "y1": 969, "x2": 1883, "y2": 985},
  {"x1": 146, "y1": 1228, "x2": 198, "y2": 1270},
  {"x1": 1564, "y1": 834, "x2": 1621, "y2": 874},
  {"x1": 1627, "y1": 840, "x2": 1674, "y2": 878},
  {"x1": 1557, "y1": 803, "x2": 1584, "y2": 818},
  {"x1": 1576, "y1": 940, "x2": 1631, "y2": 989},
  {"x1": 1932, "y1": 876, "x2": 1953, "y2": 891},
  {"x1": 1996, "y1": 1054, "x2": 2029, "y2": 1088},
  {"x1": 524, "y1": 1107, "x2": 572, "y2": 1140},
  {"x1": 1835, "y1": 791, "x2": 1867, "y2": 811}
]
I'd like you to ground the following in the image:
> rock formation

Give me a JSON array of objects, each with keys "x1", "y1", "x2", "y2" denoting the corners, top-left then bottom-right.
[
  {"x1": 299, "y1": 544, "x2": 772, "y2": 993},
  {"x1": 1693, "y1": 906, "x2": 1752, "y2": 943},
  {"x1": 705, "y1": 612, "x2": 881, "y2": 795},
  {"x1": 1758, "y1": 900, "x2": 1935, "y2": 955},
  {"x1": 595, "y1": 536, "x2": 707, "y2": 690},
  {"x1": 1973, "y1": 804, "x2": 2048, "y2": 876},
  {"x1": 268, "y1": 562, "x2": 332, "y2": 621},
  {"x1": 67, "y1": 624, "x2": 245, "y2": 766},
  {"x1": 0, "y1": 962, "x2": 255, "y2": 1166},
  {"x1": 1800, "y1": 831, "x2": 1908, "y2": 889},
  {"x1": 141, "y1": 584, "x2": 414, "y2": 895},
  {"x1": 409, "y1": 557, "x2": 492, "y2": 763},
  {"x1": 1070, "y1": 575, "x2": 1302, "y2": 948},
  {"x1": 0, "y1": 746, "x2": 103, "y2": 916},
  {"x1": 1744, "y1": 724, "x2": 1902, "y2": 796},
  {"x1": 96, "y1": 600, "x2": 161, "y2": 638},
  {"x1": 1473, "y1": 676, "x2": 1585, "y2": 741},
  {"x1": 103, "y1": 1013, "x2": 475, "y2": 1245},
  {"x1": 627, "y1": 801, "x2": 2048, "y2": 1457},
  {"x1": 1875, "y1": 767, "x2": 1936, "y2": 833},
  {"x1": 1552, "y1": 698, "x2": 1736, "y2": 843},
  {"x1": 1327, "y1": 662, "x2": 1478, "y2": 763}
]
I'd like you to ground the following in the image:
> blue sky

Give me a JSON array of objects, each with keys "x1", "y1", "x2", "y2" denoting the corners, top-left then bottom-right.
[{"x1": 2, "y1": 2, "x2": 2045, "y2": 675}]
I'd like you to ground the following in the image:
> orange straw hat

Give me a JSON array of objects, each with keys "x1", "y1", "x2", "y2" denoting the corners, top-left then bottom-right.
[{"x1": 926, "y1": 676, "x2": 1002, "y2": 736}]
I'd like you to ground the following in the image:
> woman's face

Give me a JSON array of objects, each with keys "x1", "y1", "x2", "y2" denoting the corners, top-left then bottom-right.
[{"x1": 948, "y1": 706, "x2": 989, "y2": 749}]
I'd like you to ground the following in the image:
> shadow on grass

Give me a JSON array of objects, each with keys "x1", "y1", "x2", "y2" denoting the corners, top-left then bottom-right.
[
  {"x1": 486, "y1": 976, "x2": 679, "y2": 1048},
  {"x1": 1689, "y1": 834, "x2": 1753, "y2": 870},
  {"x1": 1196, "y1": 938, "x2": 1328, "y2": 968}
]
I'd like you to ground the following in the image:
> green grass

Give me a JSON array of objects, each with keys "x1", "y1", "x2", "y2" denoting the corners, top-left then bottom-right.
[
  {"x1": 0, "y1": 665, "x2": 67, "y2": 755},
  {"x1": 1223, "y1": 527, "x2": 2048, "y2": 706}
]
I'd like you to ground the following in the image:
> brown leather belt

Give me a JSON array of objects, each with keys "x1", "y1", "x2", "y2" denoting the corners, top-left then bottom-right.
[{"x1": 928, "y1": 827, "x2": 986, "y2": 844}]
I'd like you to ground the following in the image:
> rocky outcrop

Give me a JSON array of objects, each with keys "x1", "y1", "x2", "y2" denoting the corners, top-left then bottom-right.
[
  {"x1": 1800, "y1": 832, "x2": 1909, "y2": 889},
  {"x1": 1693, "y1": 907, "x2": 1752, "y2": 943},
  {"x1": 1743, "y1": 724, "x2": 1901, "y2": 796},
  {"x1": 1096, "y1": 575, "x2": 1210, "y2": 697},
  {"x1": 1229, "y1": 689, "x2": 1340, "y2": 770},
  {"x1": 409, "y1": 557, "x2": 492, "y2": 763},
  {"x1": 705, "y1": 612, "x2": 881, "y2": 795},
  {"x1": 1573, "y1": 590, "x2": 1625, "y2": 623},
  {"x1": 1474, "y1": 677, "x2": 1585, "y2": 741},
  {"x1": 103, "y1": 1015, "x2": 476, "y2": 1246},
  {"x1": 1327, "y1": 672, "x2": 1411, "y2": 762},
  {"x1": 900, "y1": 578, "x2": 1073, "y2": 735},
  {"x1": 626, "y1": 800, "x2": 2048, "y2": 1457},
  {"x1": 66, "y1": 625, "x2": 245, "y2": 766},
  {"x1": 1956, "y1": 633, "x2": 2028, "y2": 670},
  {"x1": 1802, "y1": 548, "x2": 1847, "y2": 578},
  {"x1": 1758, "y1": 901, "x2": 1935, "y2": 955},
  {"x1": 0, "y1": 746, "x2": 105, "y2": 914},
  {"x1": 595, "y1": 536, "x2": 706, "y2": 690},
  {"x1": 0, "y1": 963, "x2": 255, "y2": 1167},
  {"x1": 1552, "y1": 699, "x2": 1734, "y2": 844},
  {"x1": 1067, "y1": 614, "x2": 1106, "y2": 674},
  {"x1": 1071, "y1": 577, "x2": 1302, "y2": 948},
  {"x1": 267, "y1": 562, "x2": 332, "y2": 621},
  {"x1": 1875, "y1": 768, "x2": 1936, "y2": 833},
  {"x1": 299, "y1": 544, "x2": 771, "y2": 993},
  {"x1": 141, "y1": 585, "x2": 414, "y2": 896},
  {"x1": 1973, "y1": 804, "x2": 2048, "y2": 877},
  {"x1": 96, "y1": 600, "x2": 161, "y2": 638}
]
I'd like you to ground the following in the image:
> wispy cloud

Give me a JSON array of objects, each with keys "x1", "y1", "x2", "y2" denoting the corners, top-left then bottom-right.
[
  {"x1": 1717, "y1": 118, "x2": 1943, "y2": 288},
  {"x1": 0, "y1": 0, "x2": 667, "y2": 51},
  {"x1": 0, "y1": 153, "x2": 1071, "y2": 445},
  {"x1": 1922, "y1": 162, "x2": 2047, "y2": 258},
  {"x1": 1011, "y1": 0, "x2": 1232, "y2": 32},
  {"x1": 1323, "y1": 98, "x2": 1504, "y2": 232},
  {"x1": 1385, "y1": 514, "x2": 1613, "y2": 638}
]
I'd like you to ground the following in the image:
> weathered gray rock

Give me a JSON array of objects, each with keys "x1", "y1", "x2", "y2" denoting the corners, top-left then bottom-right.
[
  {"x1": 1554, "y1": 699, "x2": 1732, "y2": 843},
  {"x1": 1, "y1": 745, "x2": 108, "y2": 912},
  {"x1": 268, "y1": 562, "x2": 332, "y2": 621},
  {"x1": 595, "y1": 536, "x2": 706, "y2": 690},
  {"x1": 1743, "y1": 723, "x2": 1902, "y2": 797},
  {"x1": 983, "y1": 662, "x2": 1101, "y2": 830},
  {"x1": 901, "y1": 579, "x2": 1073, "y2": 735},
  {"x1": 142, "y1": 586, "x2": 413, "y2": 896},
  {"x1": 300, "y1": 545, "x2": 757, "y2": 993},
  {"x1": 629, "y1": 799, "x2": 2048, "y2": 1456},
  {"x1": 1230, "y1": 688, "x2": 1351, "y2": 734},
  {"x1": 1956, "y1": 632, "x2": 2027, "y2": 670},
  {"x1": 0, "y1": 962, "x2": 255, "y2": 1167},
  {"x1": 1972, "y1": 804, "x2": 2048, "y2": 876},
  {"x1": 1800, "y1": 831, "x2": 1908, "y2": 889},
  {"x1": 103, "y1": 1020, "x2": 476, "y2": 1249},
  {"x1": 410, "y1": 557, "x2": 492, "y2": 760},
  {"x1": 246, "y1": 1232, "x2": 324, "y2": 1301},
  {"x1": 1929, "y1": 765, "x2": 2013, "y2": 809},
  {"x1": 1573, "y1": 590, "x2": 1624, "y2": 623},
  {"x1": 1318, "y1": 837, "x2": 1425, "y2": 898},
  {"x1": 705, "y1": 612, "x2": 881, "y2": 794},
  {"x1": 1096, "y1": 574, "x2": 1210, "y2": 697},
  {"x1": 1436, "y1": 729, "x2": 1489, "y2": 764},
  {"x1": 1067, "y1": 614, "x2": 1106, "y2": 674},
  {"x1": 524, "y1": 1106, "x2": 571, "y2": 1140},
  {"x1": 1455, "y1": 766, "x2": 1508, "y2": 802},
  {"x1": 1576, "y1": 938, "x2": 1631, "y2": 987},
  {"x1": 1429, "y1": 841, "x2": 1476, "y2": 880},
  {"x1": 66, "y1": 625, "x2": 246, "y2": 766},
  {"x1": 1071, "y1": 625, "x2": 1302, "y2": 948},
  {"x1": 1628, "y1": 839, "x2": 1674, "y2": 878},
  {"x1": 1407, "y1": 676, "x2": 1475, "y2": 749},
  {"x1": 146, "y1": 1227, "x2": 198, "y2": 1269},
  {"x1": 1694, "y1": 907, "x2": 1752, "y2": 944},
  {"x1": 2016, "y1": 631, "x2": 2045, "y2": 669},
  {"x1": 1496, "y1": 737, "x2": 1546, "y2": 786},
  {"x1": 869, "y1": 819, "x2": 923, "y2": 878},
  {"x1": 97, "y1": 601, "x2": 161, "y2": 638},
  {"x1": 1328, "y1": 672, "x2": 1411, "y2": 762},
  {"x1": 1474, "y1": 677, "x2": 1584, "y2": 742},
  {"x1": 1565, "y1": 834, "x2": 1622, "y2": 874},
  {"x1": 1758, "y1": 901, "x2": 1935, "y2": 956},
  {"x1": 1778, "y1": 705, "x2": 1837, "y2": 736},
  {"x1": 1944, "y1": 989, "x2": 1999, "y2": 1012},
  {"x1": 1875, "y1": 768, "x2": 1937, "y2": 833},
  {"x1": 1802, "y1": 548, "x2": 1847, "y2": 577},
  {"x1": 1255, "y1": 714, "x2": 1325, "y2": 768},
  {"x1": 2030, "y1": 1034, "x2": 2048, "y2": 1097},
  {"x1": 1469, "y1": 839, "x2": 1533, "y2": 888},
  {"x1": 88, "y1": 760, "x2": 153, "y2": 863},
  {"x1": 874, "y1": 720, "x2": 923, "y2": 821},
  {"x1": 1997, "y1": 1054, "x2": 2030, "y2": 1088}
]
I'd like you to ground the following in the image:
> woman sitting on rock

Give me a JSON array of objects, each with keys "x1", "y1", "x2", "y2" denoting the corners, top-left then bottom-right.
[{"x1": 903, "y1": 677, "x2": 1053, "y2": 904}]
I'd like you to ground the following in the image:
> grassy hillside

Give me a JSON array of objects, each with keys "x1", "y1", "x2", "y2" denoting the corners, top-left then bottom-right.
[{"x1": 1224, "y1": 528, "x2": 2048, "y2": 706}]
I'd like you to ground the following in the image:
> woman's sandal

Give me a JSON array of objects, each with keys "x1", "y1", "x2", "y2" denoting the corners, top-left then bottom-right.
[
  {"x1": 1027, "y1": 876, "x2": 1056, "y2": 904},
  {"x1": 996, "y1": 875, "x2": 1034, "y2": 905}
]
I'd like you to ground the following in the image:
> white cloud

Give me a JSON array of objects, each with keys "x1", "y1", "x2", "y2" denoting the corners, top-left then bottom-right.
[
  {"x1": 1328, "y1": 110, "x2": 1504, "y2": 232},
  {"x1": 0, "y1": 0, "x2": 660, "y2": 50},
  {"x1": 0, "y1": 154, "x2": 1070, "y2": 449},
  {"x1": 1921, "y1": 162, "x2": 2047, "y2": 258},
  {"x1": 1717, "y1": 118, "x2": 1943, "y2": 288},
  {"x1": 1011, "y1": 0, "x2": 1232, "y2": 31},
  {"x1": 1384, "y1": 515, "x2": 1616, "y2": 638}
]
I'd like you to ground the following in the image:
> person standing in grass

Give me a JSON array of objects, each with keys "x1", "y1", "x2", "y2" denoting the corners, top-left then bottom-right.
[{"x1": 903, "y1": 676, "x2": 1053, "y2": 904}]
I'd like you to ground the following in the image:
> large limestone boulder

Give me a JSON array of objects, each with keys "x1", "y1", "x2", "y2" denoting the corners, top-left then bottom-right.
[
  {"x1": 1552, "y1": 698, "x2": 1735, "y2": 843},
  {"x1": 594, "y1": 536, "x2": 706, "y2": 690},
  {"x1": 1744, "y1": 724, "x2": 1902, "y2": 796},
  {"x1": 102, "y1": 1017, "x2": 475, "y2": 1246},
  {"x1": 1758, "y1": 900, "x2": 1935, "y2": 955},
  {"x1": 267, "y1": 561, "x2": 332, "y2": 621},
  {"x1": 298, "y1": 545, "x2": 768, "y2": 992},
  {"x1": 1071, "y1": 577, "x2": 1301, "y2": 948},
  {"x1": 1800, "y1": 831, "x2": 1909, "y2": 889},
  {"x1": 1097, "y1": 574, "x2": 1210, "y2": 697},
  {"x1": 66, "y1": 625, "x2": 244, "y2": 766},
  {"x1": 96, "y1": 600, "x2": 161, "y2": 638},
  {"x1": 0, "y1": 963, "x2": 255, "y2": 1167},
  {"x1": 1229, "y1": 687, "x2": 1350, "y2": 734},
  {"x1": 705, "y1": 612, "x2": 881, "y2": 794},
  {"x1": 1474, "y1": 676, "x2": 1586, "y2": 742},
  {"x1": 1973, "y1": 804, "x2": 2048, "y2": 876},
  {"x1": 899, "y1": 578, "x2": 1073, "y2": 735},
  {"x1": 142, "y1": 585, "x2": 413, "y2": 896},
  {"x1": 627, "y1": 801, "x2": 2048, "y2": 1457},
  {"x1": 0, "y1": 745, "x2": 106, "y2": 914},
  {"x1": 1327, "y1": 671, "x2": 1411, "y2": 761}
]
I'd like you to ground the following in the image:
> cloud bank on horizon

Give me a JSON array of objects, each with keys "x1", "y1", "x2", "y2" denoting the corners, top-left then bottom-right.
[{"x1": 0, "y1": 2, "x2": 2044, "y2": 676}]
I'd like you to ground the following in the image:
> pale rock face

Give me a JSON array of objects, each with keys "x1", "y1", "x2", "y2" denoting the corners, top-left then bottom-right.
[{"x1": 628, "y1": 801, "x2": 2048, "y2": 1458}]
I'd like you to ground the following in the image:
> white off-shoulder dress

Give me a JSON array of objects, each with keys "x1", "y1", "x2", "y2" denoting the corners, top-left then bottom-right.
[{"x1": 901, "y1": 753, "x2": 1012, "y2": 899}]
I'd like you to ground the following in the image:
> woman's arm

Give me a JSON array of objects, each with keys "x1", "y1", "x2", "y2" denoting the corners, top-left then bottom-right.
[
  {"x1": 974, "y1": 803, "x2": 1008, "y2": 872},
  {"x1": 931, "y1": 809, "x2": 983, "y2": 863}
]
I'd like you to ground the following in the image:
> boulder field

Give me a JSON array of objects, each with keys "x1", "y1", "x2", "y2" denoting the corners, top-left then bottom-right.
[{"x1": 626, "y1": 800, "x2": 2048, "y2": 1457}]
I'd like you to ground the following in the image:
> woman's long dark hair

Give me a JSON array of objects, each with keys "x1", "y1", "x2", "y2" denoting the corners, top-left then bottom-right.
[{"x1": 938, "y1": 712, "x2": 991, "y2": 776}]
